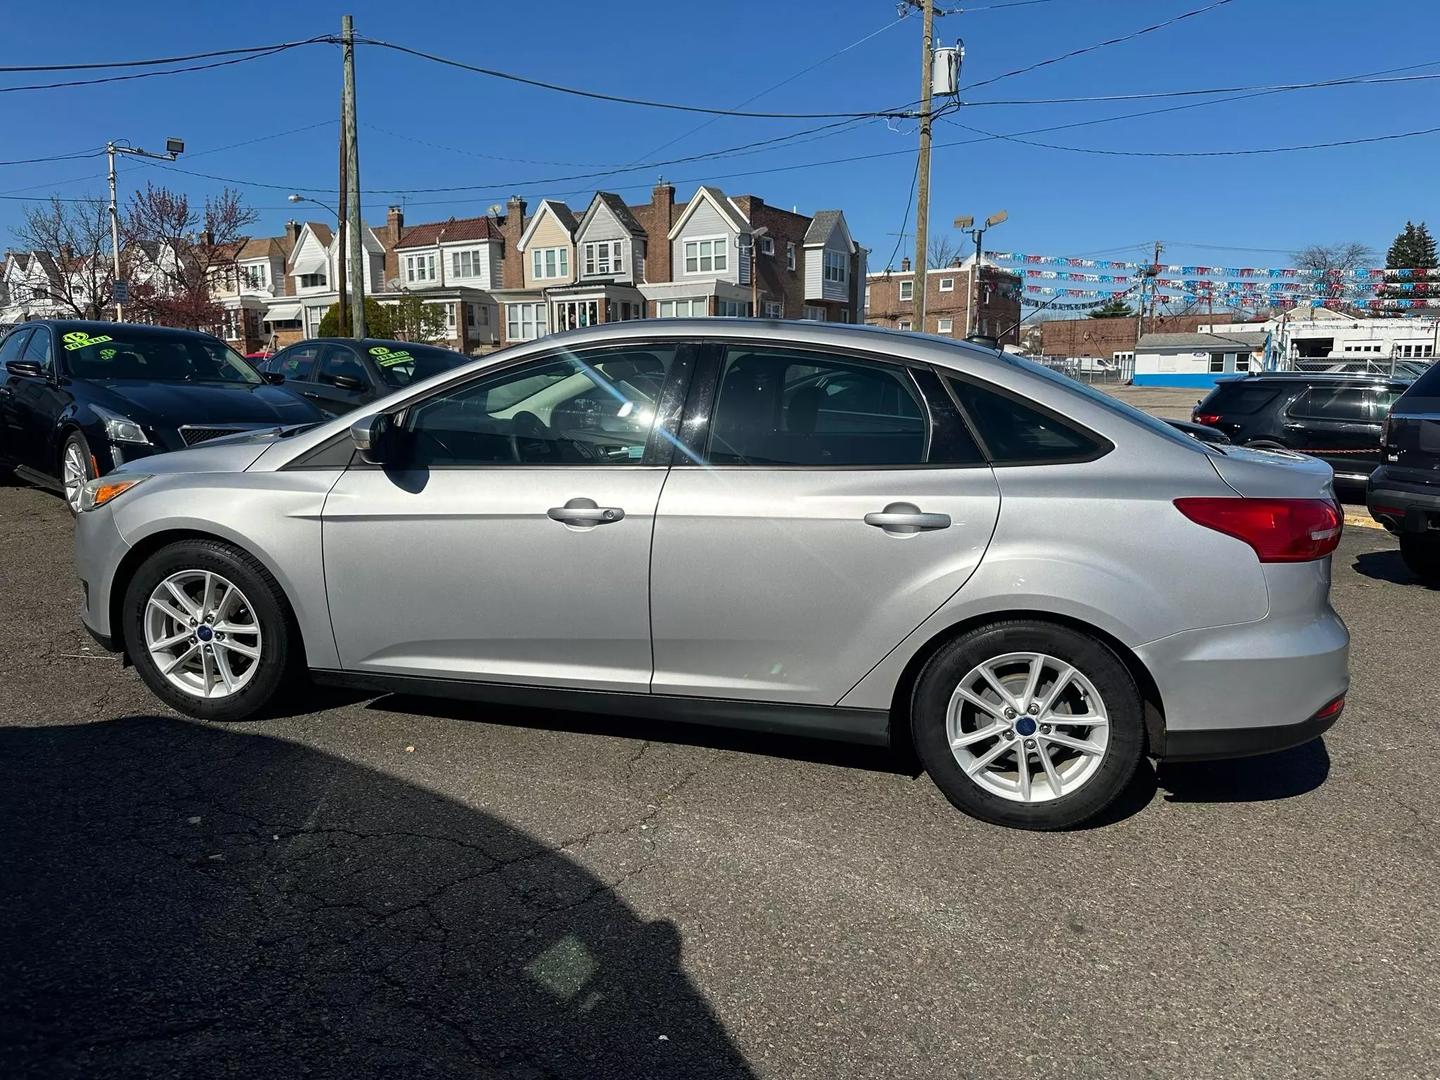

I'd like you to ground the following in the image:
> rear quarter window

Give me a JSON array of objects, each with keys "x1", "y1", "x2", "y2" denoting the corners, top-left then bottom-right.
[
  {"x1": 1203, "y1": 383, "x2": 1280, "y2": 414},
  {"x1": 947, "y1": 376, "x2": 1106, "y2": 464}
]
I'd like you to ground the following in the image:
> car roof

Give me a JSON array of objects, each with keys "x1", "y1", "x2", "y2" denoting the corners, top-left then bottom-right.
[
  {"x1": 1216, "y1": 372, "x2": 1411, "y2": 388},
  {"x1": 19, "y1": 319, "x2": 226, "y2": 343},
  {"x1": 296, "y1": 337, "x2": 461, "y2": 352}
]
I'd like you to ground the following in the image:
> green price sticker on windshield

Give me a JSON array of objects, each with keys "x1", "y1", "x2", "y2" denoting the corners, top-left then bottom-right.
[
  {"x1": 369, "y1": 346, "x2": 413, "y2": 367},
  {"x1": 62, "y1": 331, "x2": 114, "y2": 352},
  {"x1": 100, "y1": 348, "x2": 117, "y2": 360}
]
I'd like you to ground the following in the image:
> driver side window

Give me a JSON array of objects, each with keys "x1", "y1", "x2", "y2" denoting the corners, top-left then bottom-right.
[
  {"x1": 21, "y1": 327, "x2": 54, "y2": 375},
  {"x1": 403, "y1": 345, "x2": 676, "y2": 467},
  {"x1": 317, "y1": 344, "x2": 368, "y2": 388}
]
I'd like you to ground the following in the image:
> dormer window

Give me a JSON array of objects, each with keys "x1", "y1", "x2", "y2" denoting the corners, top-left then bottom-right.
[
  {"x1": 583, "y1": 240, "x2": 626, "y2": 276},
  {"x1": 684, "y1": 237, "x2": 728, "y2": 274},
  {"x1": 404, "y1": 253, "x2": 436, "y2": 283},
  {"x1": 531, "y1": 247, "x2": 570, "y2": 280}
]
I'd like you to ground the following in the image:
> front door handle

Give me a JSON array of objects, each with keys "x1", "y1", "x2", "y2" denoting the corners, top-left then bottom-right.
[
  {"x1": 864, "y1": 502, "x2": 951, "y2": 534},
  {"x1": 548, "y1": 497, "x2": 625, "y2": 526}
]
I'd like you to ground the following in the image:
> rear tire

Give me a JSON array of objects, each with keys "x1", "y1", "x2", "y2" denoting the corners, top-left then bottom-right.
[
  {"x1": 121, "y1": 539, "x2": 297, "y2": 721},
  {"x1": 1399, "y1": 534, "x2": 1440, "y2": 587},
  {"x1": 911, "y1": 620, "x2": 1146, "y2": 830},
  {"x1": 61, "y1": 431, "x2": 95, "y2": 515}
]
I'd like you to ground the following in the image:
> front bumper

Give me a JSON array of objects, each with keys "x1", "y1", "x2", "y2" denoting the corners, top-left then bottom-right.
[
  {"x1": 1366, "y1": 466, "x2": 1440, "y2": 534},
  {"x1": 1137, "y1": 603, "x2": 1349, "y2": 763},
  {"x1": 74, "y1": 502, "x2": 132, "y2": 650}
]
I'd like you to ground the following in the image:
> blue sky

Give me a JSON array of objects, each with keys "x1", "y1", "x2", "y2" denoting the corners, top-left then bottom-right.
[{"x1": 3, "y1": 0, "x2": 1437, "y2": 271}]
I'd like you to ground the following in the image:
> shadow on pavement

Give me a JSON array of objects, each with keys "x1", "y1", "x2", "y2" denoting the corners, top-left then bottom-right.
[
  {"x1": 1352, "y1": 548, "x2": 1433, "y2": 589},
  {"x1": 0, "y1": 717, "x2": 755, "y2": 1080},
  {"x1": 1157, "y1": 738, "x2": 1331, "y2": 804},
  {"x1": 372, "y1": 693, "x2": 921, "y2": 777}
]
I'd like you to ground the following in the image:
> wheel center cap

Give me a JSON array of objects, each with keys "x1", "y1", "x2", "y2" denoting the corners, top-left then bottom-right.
[
  {"x1": 1015, "y1": 716, "x2": 1038, "y2": 737},
  {"x1": 196, "y1": 625, "x2": 214, "y2": 642}
]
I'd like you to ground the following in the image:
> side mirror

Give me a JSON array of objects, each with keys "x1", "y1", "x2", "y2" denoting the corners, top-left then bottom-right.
[
  {"x1": 350, "y1": 413, "x2": 397, "y2": 465},
  {"x1": 264, "y1": 371, "x2": 285, "y2": 385},
  {"x1": 331, "y1": 374, "x2": 365, "y2": 392},
  {"x1": 5, "y1": 360, "x2": 43, "y2": 378}
]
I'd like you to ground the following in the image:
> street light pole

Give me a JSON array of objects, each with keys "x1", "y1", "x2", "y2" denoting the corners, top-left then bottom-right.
[
  {"x1": 955, "y1": 211, "x2": 1007, "y2": 337},
  {"x1": 106, "y1": 137, "x2": 185, "y2": 321}
]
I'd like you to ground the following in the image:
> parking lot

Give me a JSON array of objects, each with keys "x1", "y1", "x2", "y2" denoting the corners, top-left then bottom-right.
[{"x1": 2, "y1": 469, "x2": 1438, "y2": 1078}]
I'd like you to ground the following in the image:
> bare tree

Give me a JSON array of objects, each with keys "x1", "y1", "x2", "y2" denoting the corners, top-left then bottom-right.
[
  {"x1": 927, "y1": 234, "x2": 963, "y2": 269},
  {"x1": 123, "y1": 183, "x2": 257, "y2": 329},
  {"x1": 1293, "y1": 242, "x2": 1376, "y2": 276},
  {"x1": 11, "y1": 195, "x2": 115, "y2": 319}
]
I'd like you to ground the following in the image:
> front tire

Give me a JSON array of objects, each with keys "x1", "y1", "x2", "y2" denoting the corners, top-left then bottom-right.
[
  {"x1": 121, "y1": 539, "x2": 297, "y2": 721},
  {"x1": 1399, "y1": 534, "x2": 1440, "y2": 587},
  {"x1": 911, "y1": 620, "x2": 1146, "y2": 830},
  {"x1": 61, "y1": 431, "x2": 95, "y2": 515}
]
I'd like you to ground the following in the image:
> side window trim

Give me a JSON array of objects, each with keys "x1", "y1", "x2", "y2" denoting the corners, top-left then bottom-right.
[{"x1": 940, "y1": 370, "x2": 1113, "y2": 467}]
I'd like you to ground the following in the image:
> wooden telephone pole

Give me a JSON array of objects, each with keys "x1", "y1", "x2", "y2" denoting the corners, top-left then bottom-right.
[
  {"x1": 341, "y1": 15, "x2": 366, "y2": 339},
  {"x1": 910, "y1": 0, "x2": 936, "y2": 332}
]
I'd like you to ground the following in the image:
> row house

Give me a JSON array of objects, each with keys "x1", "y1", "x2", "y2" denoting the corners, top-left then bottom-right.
[
  {"x1": 864, "y1": 256, "x2": 1022, "y2": 346},
  {"x1": 386, "y1": 209, "x2": 503, "y2": 353}
]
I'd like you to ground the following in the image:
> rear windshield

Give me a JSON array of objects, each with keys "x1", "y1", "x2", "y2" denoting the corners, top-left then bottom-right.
[
  {"x1": 1202, "y1": 382, "x2": 1281, "y2": 415},
  {"x1": 367, "y1": 343, "x2": 468, "y2": 387},
  {"x1": 62, "y1": 328, "x2": 261, "y2": 384},
  {"x1": 1403, "y1": 361, "x2": 1440, "y2": 399}
]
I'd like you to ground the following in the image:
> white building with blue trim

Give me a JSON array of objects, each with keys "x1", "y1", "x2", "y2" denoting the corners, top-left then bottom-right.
[{"x1": 1133, "y1": 330, "x2": 1269, "y2": 387}]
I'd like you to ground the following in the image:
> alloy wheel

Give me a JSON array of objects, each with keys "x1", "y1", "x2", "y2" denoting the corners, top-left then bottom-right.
[
  {"x1": 62, "y1": 442, "x2": 87, "y2": 513},
  {"x1": 143, "y1": 570, "x2": 264, "y2": 699},
  {"x1": 946, "y1": 651, "x2": 1110, "y2": 803}
]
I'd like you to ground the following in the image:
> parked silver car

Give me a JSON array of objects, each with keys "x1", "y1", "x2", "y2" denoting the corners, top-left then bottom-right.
[{"x1": 74, "y1": 321, "x2": 1349, "y2": 829}]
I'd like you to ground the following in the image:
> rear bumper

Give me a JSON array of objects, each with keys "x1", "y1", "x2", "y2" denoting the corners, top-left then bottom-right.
[
  {"x1": 1367, "y1": 466, "x2": 1440, "y2": 533},
  {"x1": 1137, "y1": 605, "x2": 1349, "y2": 762}
]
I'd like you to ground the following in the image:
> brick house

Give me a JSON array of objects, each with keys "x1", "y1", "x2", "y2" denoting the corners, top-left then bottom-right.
[
  {"x1": 385, "y1": 208, "x2": 503, "y2": 353},
  {"x1": 865, "y1": 256, "x2": 1022, "y2": 345}
]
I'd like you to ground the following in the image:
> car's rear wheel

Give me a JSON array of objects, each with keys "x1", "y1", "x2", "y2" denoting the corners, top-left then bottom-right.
[
  {"x1": 1399, "y1": 534, "x2": 1440, "y2": 586},
  {"x1": 61, "y1": 432, "x2": 94, "y2": 515},
  {"x1": 911, "y1": 620, "x2": 1146, "y2": 830},
  {"x1": 121, "y1": 539, "x2": 297, "y2": 721}
]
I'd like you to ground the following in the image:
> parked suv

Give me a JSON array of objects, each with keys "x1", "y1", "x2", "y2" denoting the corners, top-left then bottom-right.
[
  {"x1": 1367, "y1": 362, "x2": 1440, "y2": 583},
  {"x1": 1191, "y1": 372, "x2": 1410, "y2": 484}
]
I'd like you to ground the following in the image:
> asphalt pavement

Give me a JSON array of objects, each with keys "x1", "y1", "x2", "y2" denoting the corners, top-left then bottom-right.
[{"x1": 2, "y1": 476, "x2": 1437, "y2": 1079}]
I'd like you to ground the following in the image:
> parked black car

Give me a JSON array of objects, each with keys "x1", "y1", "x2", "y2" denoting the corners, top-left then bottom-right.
[
  {"x1": 260, "y1": 338, "x2": 471, "y2": 416},
  {"x1": 0, "y1": 320, "x2": 326, "y2": 512},
  {"x1": 1367, "y1": 361, "x2": 1440, "y2": 583},
  {"x1": 1191, "y1": 372, "x2": 1411, "y2": 484}
]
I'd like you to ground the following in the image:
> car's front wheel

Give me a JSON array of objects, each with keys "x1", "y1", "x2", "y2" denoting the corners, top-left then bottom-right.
[
  {"x1": 911, "y1": 620, "x2": 1146, "y2": 830},
  {"x1": 61, "y1": 431, "x2": 95, "y2": 515},
  {"x1": 1399, "y1": 534, "x2": 1440, "y2": 587},
  {"x1": 121, "y1": 539, "x2": 297, "y2": 721}
]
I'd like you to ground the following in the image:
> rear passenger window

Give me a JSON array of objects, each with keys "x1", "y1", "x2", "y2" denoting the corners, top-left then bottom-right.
[
  {"x1": 1289, "y1": 388, "x2": 1372, "y2": 422},
  {"x1": 707, "y1": 347, "x2": 930, "y2": 466},
  {"x1": 273, "y1": 344, "x2": 319, "y2": 382},
  {"x1": 947, "y1": 377, "x2": 1103, "y2": 464},
  {"x1": 1206, "y1": 384, "x2": 1279, "y2": 414}
]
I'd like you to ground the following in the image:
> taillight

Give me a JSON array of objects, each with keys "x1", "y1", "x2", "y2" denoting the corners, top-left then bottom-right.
[
  {"x1": 1173, "y1": 497, "x2": 1343, "y2": 562},
  {"x1": 1380, "y1": 414, "x2": 1394, "y2": 449},
  {"x1": 1193, "y1": 412, "x2": 1222, "y2": 426}
]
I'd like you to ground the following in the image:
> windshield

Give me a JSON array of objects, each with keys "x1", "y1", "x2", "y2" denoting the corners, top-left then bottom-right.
[
  {"x1": 368, "y1": 343, "x2": 469, "y2": 388},
  {"x1": 63, "y1": 329, "x2": 261, "y2": 384}
]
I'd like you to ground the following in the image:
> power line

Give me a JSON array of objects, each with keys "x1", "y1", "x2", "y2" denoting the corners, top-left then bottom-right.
[
  {"x1": 352, "y1": 36, "x2": 918, "y2": 120},
  {"x1": 0, "y1": 148, "x2": 104, "y2": 167},
  {"x1": 0, "y1": 40, "x2": 327, "y2": 94},
  {"x1": 0, "y1": 39, "x2": 337, "y2": 74},
  {"x1": 961, "y1": 0, "x2": 1239, "y2": 92},
  {"x1": 885, "y1": 152, "x2": 923, "y2": 272}
]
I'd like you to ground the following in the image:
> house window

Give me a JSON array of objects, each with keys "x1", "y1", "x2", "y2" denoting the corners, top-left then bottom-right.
[
  {"x1": 637, "y1": 244, "x2": 646, "y2": 282},
  {"x1": 937, "y1": 317, "x2": 954, "y2": 334},
  {"x1": 583, "y1": 240, "x2": 625, "y2": 276},
  {"x1": 899, "y1": 280, "x2": 913, "y2": 301},
  {"x1": 840, "y1": 308, "x2": 849, "y2": 323},
  {"x1": 433, "y1": 302, "x2": 456, "y2": 333},
  {"x1": 760, "y1": 236, "x2": 774, "y2": 255},
  {"x1": 683, "y1": 237, "x2": 728, "y2": 275},
  {"x1": 786, "y1": 242, "x2": 796, "y2": 271},
  {"x1": 898, "y1": 319, "x2": 913, "y2": 331},
  {"x1": 241, "y1": 263, "x2": 268, "y2": 289},
  {"x1": 1208, "y1": 354, "x2": 1227, "y2": 373},
  {"x1": 658, "y1": 298, "x2": 707, "y2": 318},
  {"x1": 764, "y1": 300, "x2": 783, "y2": 318},
  {"x1": 803, "y1": 305, "x2": 826, "y2": 321},
  {"x1": 221, "y1": 309, "x2": 242, "y2": 340},
  {"x1": 404, "y1": 253, "x2": 436, "y2": 284},
  {"x1": 823, "y1": 250, "x2": 848, "y2": 283},
  {"x1": 531, "y1": 247, "x2": 570, "y2": 280},
  {"x1": 451, "y1": 249, "x2": 484, "y2": 279},
  {"x1": 939, "y1": 277, "x2": 955, "y2": 292},
  {"x1": 506, "y1": 302, "x2": 547, "y2": 341},
  {"x1": 717, "y1": 299, "x2": 750, "y2": 317},
  {"x1": 299, "y1": 272, "x2": 327, "y2": 289}
]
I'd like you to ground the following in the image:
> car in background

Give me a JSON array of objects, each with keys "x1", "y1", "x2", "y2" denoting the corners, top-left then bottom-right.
[
  {"x1": 1191, "y1": 372, "x2": 1410, "y2": 484},
  {"x1": 1367, "y1": 361, "x2": 1440, "y2": 584},
  {"x1": 260, "y1": 338, "x2": 471, "y2": 416},
  {"x1": 1163, "y1": 418, "x2": 1232, "y2": 445},
  {"x1": 75, "y1": 320, "x2": 1349, "y2": 831},
  {"x1": 0, "y1": 320, "x2": 326, "y2": 513}
]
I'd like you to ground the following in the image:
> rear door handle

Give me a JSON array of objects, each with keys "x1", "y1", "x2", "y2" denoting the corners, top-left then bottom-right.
[
  {"x1": 548, "y1": 497, "x2": 625, "y2": 526},
  {"x1": 864, "y1": 503, "x2": 951, "y2": 533}
]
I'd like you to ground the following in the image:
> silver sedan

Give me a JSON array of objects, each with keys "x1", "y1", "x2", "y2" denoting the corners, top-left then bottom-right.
[{"x1": 74, "y1": 320, "x2": 1349, "y2": 829}]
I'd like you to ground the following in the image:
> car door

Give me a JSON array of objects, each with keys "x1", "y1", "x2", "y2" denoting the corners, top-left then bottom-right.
[
  {"x1": 12, "y1": 326, "x2": 71, "y2": 476},
  {"x1": 268, "y1": 341, "x2": 324, "y2": 406},
  {"x1": 1283, "y1": 385, "x2": 1383, "y2": 477},
  {"x1": 648, "y1": 341, "x2": 1001, "y2": 705},
  {"x1": 321, "y1": 340, "x2": 691, "y2": 692},
  {"x1": 0, "y1": 328, "x2": 35, "y2": 462},
  {"x1": 305, "y1": 343, "x2": 376, "y2": 416}
]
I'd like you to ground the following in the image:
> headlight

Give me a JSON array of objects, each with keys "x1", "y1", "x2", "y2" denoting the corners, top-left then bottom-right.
[
  {"x1": 79, "y1": 473, "x2": 150, "y2": 512},
  {"x1": 93, "y1": 405, "x2": 151, "y2": 445}
]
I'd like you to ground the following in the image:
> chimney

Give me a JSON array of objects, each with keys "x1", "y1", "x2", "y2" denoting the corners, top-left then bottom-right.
[
  {"x1": 500, "y1": 195, "x2": 527, "y2": 289},
  {"x1": 285, "y1": 220, "x2": 301, "y2": 247},
  {"x1": 900, "y1": 256, "x2": 911, "y2": 273},
  {"x1": 647, "y1": 181, "x2": 676, "y2": 283},
  {"x1": 199, "y1": 229, "x2": 214, "y2": 249},
  {"x1": 386, "y1": 205, "x2": 404, "y2": 246}
]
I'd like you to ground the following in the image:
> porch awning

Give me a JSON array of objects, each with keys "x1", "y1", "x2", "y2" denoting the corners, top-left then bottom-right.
[
  {"x1": 264, "y1": 302, "x2": 303, "y2": 322},
  {"x1": 290, "y1": 249, "x2": 326, "y2": 276}
]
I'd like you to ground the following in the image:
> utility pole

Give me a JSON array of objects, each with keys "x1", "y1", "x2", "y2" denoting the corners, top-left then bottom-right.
[
  {"x1": 107, "y1": 144, "x2": 123, "y2": 321},
  {"x1": 1146, "y1": 241, "x2": 1164, "y2": 335},
  {"x1": 335, "y1": 100, "x2": 349, "y2": 337},
  {"x1": 911, "y1": 0, "x2": 936, "y2": 333},
  {"x1": 341, "y1": 15, "x2": 366, "y2": 339}
]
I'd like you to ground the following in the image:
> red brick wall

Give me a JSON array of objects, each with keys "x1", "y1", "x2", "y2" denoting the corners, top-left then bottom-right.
[
  {"x1": 499, "y1": 196, "x2": 527, "y2": 290},
  {"x1": 866, "y1": 267, "x2": 1021, "y2": 343},
  {"x1": 1038, "y1": 312, "x2": 1232, "y2": 358},
  {"x1": 629, "y1": 184, "x2": 677, "y2": 284},
  {"x1": 734, "y1": 196, "x2": 811, "y2": 318}
]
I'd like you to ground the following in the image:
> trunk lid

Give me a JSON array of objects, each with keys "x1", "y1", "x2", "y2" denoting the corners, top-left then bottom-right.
[{"x1": 1207, "y1": 444, "x2": 1337, "y2": 500}]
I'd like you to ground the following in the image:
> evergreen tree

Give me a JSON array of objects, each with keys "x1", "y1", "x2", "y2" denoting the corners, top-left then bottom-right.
[
  {"x1": 1088, "y1": 295, "x2": 1135, "y2": 319},
  {"x1": 1415, "y1": 222, "x2": 1437, "y2": 268},
  {"x1": 1381, "y1": 221, "x2": 1438, "y2": 305}
]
